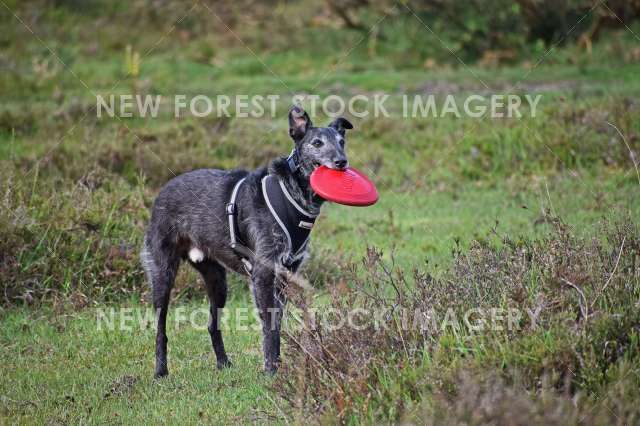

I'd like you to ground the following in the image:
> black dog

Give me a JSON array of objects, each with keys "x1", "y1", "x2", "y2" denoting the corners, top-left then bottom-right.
[{"x1": 141, "y1": 106, "x2": 352, "y2": 377}]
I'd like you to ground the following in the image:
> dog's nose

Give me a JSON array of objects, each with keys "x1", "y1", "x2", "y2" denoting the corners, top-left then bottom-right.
[{"x1": 334, "y1": 159, "x2": 348, "y2": 170}]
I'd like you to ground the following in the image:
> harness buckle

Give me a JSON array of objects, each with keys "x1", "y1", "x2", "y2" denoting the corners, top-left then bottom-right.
[
  {"x1": 298, "y1": 220, "x2": 314, "y2": 229},
  {"x1": 281, "y1": 253, "x2": 295, "y2": 268},
  {"x1": 241, "y1": 258, "x2": 253, "y2": 274},
  {"x1": 225, "y1": 202, "x2": 236, "y2": 215}
]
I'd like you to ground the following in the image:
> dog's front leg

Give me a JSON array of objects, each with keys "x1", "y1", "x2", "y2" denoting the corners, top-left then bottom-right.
[{"x1": 251, "y1": 263, "x2": 284, "y2": 374}]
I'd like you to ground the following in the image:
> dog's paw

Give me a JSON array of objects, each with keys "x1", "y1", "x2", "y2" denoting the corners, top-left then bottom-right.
[
  {"x1": 154, "y1": 366, "x2": 169, "y2": 379},
  {"x1": 216, "y1": 359, "x2": 232, "y2": 370},
  {"x1": 263, "y1": 362, "x2": 279, "y2": 376}
]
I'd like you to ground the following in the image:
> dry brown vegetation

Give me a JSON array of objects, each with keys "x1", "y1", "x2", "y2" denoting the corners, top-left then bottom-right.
[{"x1": 278, "y1": 217, "x2": 640, "y2": 423}]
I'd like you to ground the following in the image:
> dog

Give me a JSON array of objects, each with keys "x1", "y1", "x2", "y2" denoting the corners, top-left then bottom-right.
[{"x1": 141, "y1": 106, "x2": 353, "y2": 377}]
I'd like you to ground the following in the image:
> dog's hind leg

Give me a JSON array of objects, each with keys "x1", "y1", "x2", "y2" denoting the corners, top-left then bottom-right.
[
  {"x1": 142, "y1": 240, "x2": 179, "y2": 378},
  {"x1": 190, "y1": 259, "x2": 231, "y2": 369}
]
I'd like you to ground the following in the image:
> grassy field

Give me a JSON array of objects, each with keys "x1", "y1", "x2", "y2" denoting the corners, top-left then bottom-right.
[
  {"x1": 1, "y1": 298, "x2": 279, "y2": 423},
  {"x1": 2, "y1": 1, "x2": 640, "y2": 424}
]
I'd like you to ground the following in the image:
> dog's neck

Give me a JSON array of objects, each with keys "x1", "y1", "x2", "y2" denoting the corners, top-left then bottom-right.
[{"x1": 269, "y1": 157, "x2": 324, "y2": 216}]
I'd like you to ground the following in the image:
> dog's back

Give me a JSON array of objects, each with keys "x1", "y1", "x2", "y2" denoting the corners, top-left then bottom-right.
[{"x1": 142, "y1": 168, "x2": 256, "y2": 278}]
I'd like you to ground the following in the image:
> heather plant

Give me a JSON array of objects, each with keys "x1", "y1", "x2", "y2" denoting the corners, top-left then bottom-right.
[{"x1": 277, "y1": 216, "x2": 640, "y2": 422}]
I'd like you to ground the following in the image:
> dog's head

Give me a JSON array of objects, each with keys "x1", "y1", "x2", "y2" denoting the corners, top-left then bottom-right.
[{"x1": 288, "y1": 106, "x2": 353, "y2": 175}]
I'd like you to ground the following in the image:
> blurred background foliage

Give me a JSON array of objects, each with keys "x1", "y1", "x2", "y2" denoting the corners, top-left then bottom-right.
[
  {"x1": 3, "y1": 0, "x2": 640, "y2": 71},
  {"x1": 18, "y1": 1, "x2": 640, "y2": 47}
]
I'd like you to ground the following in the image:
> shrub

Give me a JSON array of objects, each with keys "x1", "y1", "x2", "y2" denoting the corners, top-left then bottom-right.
[
  {"x1": 276, "y1": 215, "x2": 640, "y2": 422},
  {"x1": 327, "y1": 0, "x2": 640, "y2": 62}
]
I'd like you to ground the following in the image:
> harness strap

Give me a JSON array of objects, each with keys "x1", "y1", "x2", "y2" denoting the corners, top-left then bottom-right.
[
  {"x1": 226, "y1": 177, "x2": 253, "y2": 274},
  {"x1": 226, "y1": 173, "x2": 318, "y2": 273},
  {"x1": 286, "y1": 148, "x2": 300, "y2": 172},
  {"x1": 261, "y1": 175, "x2": 317, "y2": 267}
]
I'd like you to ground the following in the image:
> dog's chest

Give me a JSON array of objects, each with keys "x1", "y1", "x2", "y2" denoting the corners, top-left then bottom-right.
[{"x1": 260, "y1": 175, "x2": 317, "y2": 266}]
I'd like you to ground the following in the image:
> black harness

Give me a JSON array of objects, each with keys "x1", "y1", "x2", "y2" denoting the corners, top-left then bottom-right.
[{"x1": 226, "y1": 154, "x2": 317, "y2": 273}]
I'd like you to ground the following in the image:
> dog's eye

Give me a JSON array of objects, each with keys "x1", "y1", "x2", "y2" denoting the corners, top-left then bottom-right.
[
  {"x1": 338, "y1": 139, "x2": 345, "y2": 148},
  {"x1": 311, "y1": 139, "x2": 324, "y2": 148}
]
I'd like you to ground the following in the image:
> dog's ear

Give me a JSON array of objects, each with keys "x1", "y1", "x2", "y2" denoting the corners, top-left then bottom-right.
[
  {"x1": 289, "y1": 106, "x2": 312, "y2": 141},
  {"x1": 328, "y1": 117, "x2": 353, "y2": 136}
]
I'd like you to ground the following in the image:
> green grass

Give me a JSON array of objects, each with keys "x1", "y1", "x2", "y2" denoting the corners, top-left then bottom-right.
[
  {"x1": 1, "y1": 175, "x2": 637, "y2": 423},
  {"x1": 315, "y1": 174, "x2": 639, "y2": 269},
  {"x1": 0, "y1": 297, "x2": 282, "y2": 424}
]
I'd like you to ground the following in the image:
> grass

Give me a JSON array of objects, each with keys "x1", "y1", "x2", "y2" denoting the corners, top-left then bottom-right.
[
  {"x1": 0, "y1": 297, "x2": 280, "y2": 424},
  {"x1": 1, "y1": 1, "x2": 640, "y2": 423}
]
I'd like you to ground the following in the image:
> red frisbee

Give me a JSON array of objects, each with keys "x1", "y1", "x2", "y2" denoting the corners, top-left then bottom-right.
[{"x1": 310, "y1": 166, "x2": 379, "y2": 206}]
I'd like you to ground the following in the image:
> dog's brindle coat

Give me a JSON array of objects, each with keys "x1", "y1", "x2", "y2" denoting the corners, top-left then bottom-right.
[{"x1": 141, "y1": 107, "x2": 352, "y2": 377}]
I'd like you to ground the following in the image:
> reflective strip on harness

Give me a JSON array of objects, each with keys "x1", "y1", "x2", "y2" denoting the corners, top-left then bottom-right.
[
  {"x1": 226, "y1": 177, "x2": 253, "y2": 274},
  {"x1": 227, "y1": 174, "x2": 318, "y2": 271},
  {"x1": 261, "y1": 175, "x2": 317, "y2": 265},
  {"x1": 227, "y1": 177, "x2": 246, "y2": 248}
]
